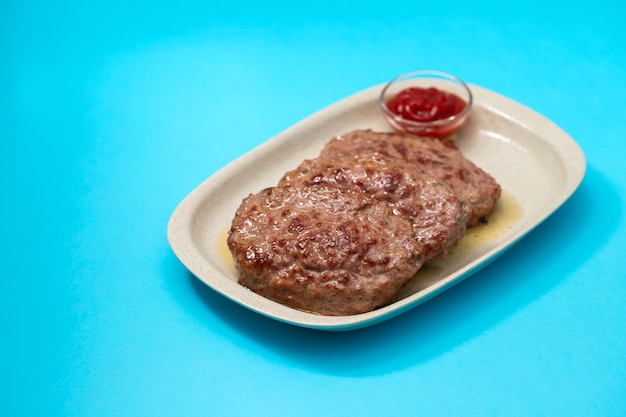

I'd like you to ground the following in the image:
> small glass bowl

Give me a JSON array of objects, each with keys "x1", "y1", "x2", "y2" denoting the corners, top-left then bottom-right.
[{"x1": 379, "y1": 70, "x2": 473, "y2": 138}]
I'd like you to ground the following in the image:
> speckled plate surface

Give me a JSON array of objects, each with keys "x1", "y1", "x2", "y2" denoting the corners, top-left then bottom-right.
[{"x1": 167, "y1": 84, "x2": 586, "y2": 331}]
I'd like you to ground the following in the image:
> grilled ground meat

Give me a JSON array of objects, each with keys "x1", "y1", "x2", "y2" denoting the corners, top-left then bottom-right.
[
  {"x1": 319, "y1": 129, "x2": 501, "y2": 226},
  {"x1": 227, "y1": 184, "x2": 424, "y2": 316},
  {"x1": 278, "y1": 152, "x2": 471, "y2": 264},
  {"x1": 228, "y1": 129, "x2": 502, "y2": 315}
]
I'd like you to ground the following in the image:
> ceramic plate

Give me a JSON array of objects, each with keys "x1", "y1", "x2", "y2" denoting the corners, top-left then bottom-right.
[{"x1": 167, "y1": 84, "x2": 586, "y2": 331}]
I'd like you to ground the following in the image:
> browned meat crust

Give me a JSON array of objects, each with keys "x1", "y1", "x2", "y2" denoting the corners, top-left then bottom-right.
[
  {"x1": 319, "y1": 129, "x2": 501, "y2": 226},
  {"x1": 227, "y1": 184, "x2": 425, "y2": 315},
  {"x1": 278, "y1": 152, "x2": 471, "y2": 264}
]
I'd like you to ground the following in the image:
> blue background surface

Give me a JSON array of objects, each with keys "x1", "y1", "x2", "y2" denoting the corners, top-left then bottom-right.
[{"x1": 3, "y1": 1, "x2": 626, "y2": 416}]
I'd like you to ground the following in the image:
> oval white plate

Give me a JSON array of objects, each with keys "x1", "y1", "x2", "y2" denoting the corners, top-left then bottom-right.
[{"x1": 167, "y1": 84, "x2": 586, "y2": 331}]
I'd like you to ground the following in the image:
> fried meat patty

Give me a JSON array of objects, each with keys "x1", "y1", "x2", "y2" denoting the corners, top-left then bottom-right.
[
  {"x1": 227, "y1": 184, "x2": 425, "y2": 316},
  {"x1": 319, "y1": 129, "x2": 501, "y2": 226},
  {"x1": 278, "y1": 153, "x2": 471, "y2": 264}
]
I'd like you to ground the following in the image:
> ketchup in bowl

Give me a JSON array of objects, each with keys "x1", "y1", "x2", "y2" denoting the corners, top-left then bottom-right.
[
  {"x1": 386, "y1": 87, "x2": 466, "y2": 123},
  {"x1": 380, "y1": 71, "x2": 472, "y2": 139}
]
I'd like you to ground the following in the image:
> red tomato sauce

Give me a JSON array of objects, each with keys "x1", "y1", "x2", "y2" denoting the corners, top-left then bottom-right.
[{"x1": 386, "y1": 87, "x2": 466, "y2": 123}]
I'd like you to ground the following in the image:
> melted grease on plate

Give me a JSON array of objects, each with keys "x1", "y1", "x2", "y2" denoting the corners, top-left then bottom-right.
[
  {"x1": 455, "y1": 190, "x2": 523, "y2": 249},
  {"x1": 216, "y1": 227, "x2": 237, "y2": 274}
]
